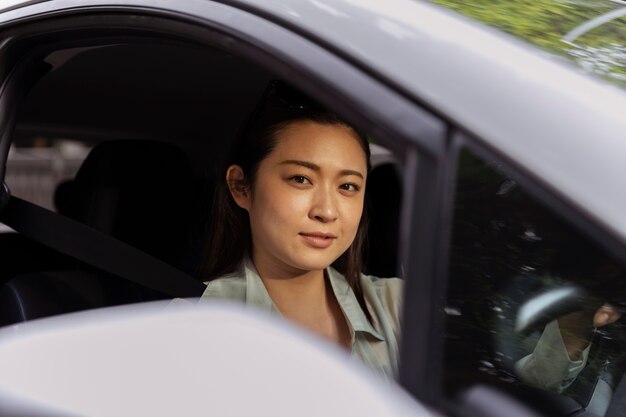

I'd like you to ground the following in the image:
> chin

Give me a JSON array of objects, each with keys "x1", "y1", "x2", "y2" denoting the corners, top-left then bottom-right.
[{"x1": 287, "y1": 252, "x2": 341, "y2": 272}]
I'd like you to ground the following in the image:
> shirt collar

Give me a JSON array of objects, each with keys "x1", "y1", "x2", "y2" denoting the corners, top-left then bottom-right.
[
  {"x1": 326, "y1": 266, "x2": 384, "y2": 341},
  {"x1": 241, "y1": 257, "x2": 384, "y2": 341},
  {"x1": 242, "y1": 257, "x2": 280, "y2": 313}
]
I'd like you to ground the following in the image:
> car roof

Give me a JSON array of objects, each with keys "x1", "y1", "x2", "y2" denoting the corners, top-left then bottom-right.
[{"x1": 2, "y1": 0, "x2": 626, "y2": 245}]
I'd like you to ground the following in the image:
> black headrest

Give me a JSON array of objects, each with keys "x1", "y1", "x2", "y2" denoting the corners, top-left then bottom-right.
[
  {"x1": 365, "y1": 163, "x2": 402, "y2": 277},
  {"x1": 55, "y1": 140, "x2": 198, "y2": 265}
]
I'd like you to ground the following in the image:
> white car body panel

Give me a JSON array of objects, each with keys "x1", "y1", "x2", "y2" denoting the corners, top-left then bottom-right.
[{"x1": 0, "y1": 301, "x2": 431, "y2": 417}]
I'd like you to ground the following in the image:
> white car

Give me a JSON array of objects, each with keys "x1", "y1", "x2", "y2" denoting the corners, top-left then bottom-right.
[{"x1": 0, "y1": 1, "x2": 625, "y2": 416}]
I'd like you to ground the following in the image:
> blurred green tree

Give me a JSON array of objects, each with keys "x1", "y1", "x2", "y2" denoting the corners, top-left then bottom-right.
[{"x1": 431, "y1": 0, "x2": 626, "y2": 87}]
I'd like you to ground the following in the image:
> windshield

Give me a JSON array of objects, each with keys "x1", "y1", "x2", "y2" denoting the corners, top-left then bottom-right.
[{"x1": 430, "y1": 0, "x2": 626, "y2": 90}]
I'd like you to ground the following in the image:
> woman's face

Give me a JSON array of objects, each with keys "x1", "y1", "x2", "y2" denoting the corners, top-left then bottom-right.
[{"x1": 229, "y1": 120, "x2": 367, "y2": 276}]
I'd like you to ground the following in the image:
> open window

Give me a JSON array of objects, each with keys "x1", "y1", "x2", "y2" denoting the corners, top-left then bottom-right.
[{"x1": 0, "y1": 9, "x2": 422, "y2": 340}]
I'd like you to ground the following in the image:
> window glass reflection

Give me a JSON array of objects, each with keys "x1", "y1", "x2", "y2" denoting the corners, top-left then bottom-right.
[{"x1": 444, "y1": 150, "x2": 626, "y2": 416}]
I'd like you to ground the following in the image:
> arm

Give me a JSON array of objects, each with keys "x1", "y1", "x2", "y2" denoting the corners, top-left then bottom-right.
[
  {"x1": 515, "y1": 304, "x2": 620, "y2": 393},
  {"x1": 515, "y1": 319, "x2": 590, "y2": 393}
]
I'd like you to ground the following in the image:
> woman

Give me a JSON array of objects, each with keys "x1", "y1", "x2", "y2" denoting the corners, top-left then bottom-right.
[{"x1": 200, "y1": 80, "x2": 402, "y2": 378}]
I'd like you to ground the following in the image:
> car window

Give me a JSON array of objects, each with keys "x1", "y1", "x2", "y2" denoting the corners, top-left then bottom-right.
[
  {"x1": 0, "y1": 37, "x2": 408, "y2": 373},
  {"x1": 3, "y1": 42, "x2": 268, "y2": 268},
  {"x1": 444, "y1": 148, "x2": 626, "y2": 416},
  {"x1": 5, "y1": 140, "x2": 89, "y2": 211},
  {"x1": 0, "y1": 41, "x2": 270, "y2": 324}
]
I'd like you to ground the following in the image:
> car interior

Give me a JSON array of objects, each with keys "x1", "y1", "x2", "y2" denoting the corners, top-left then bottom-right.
[{"x1": 0, "y1": 40, "x2": 403, "y2": 326}]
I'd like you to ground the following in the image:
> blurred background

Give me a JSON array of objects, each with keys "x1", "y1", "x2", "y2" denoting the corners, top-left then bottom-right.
[{"x1": 5, "y1": 138, "x2": 90, "y2": 213}]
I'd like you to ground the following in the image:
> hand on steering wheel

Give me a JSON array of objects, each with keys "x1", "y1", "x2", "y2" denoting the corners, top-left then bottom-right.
[{"x1": 558, "y1": 304, "x2": 621, "y2": 361}]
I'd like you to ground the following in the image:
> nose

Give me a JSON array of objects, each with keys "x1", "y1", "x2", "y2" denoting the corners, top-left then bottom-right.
[{"x1": 309, "y1": 185, "x2": 338, "y2": 223}]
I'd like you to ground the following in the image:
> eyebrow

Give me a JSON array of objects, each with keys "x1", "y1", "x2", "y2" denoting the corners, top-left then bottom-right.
[{"x1": 279, "y1": 159, "x2": 364, "y2": 179}]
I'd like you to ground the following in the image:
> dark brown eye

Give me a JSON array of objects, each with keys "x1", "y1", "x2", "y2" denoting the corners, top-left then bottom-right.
[
  {"x1": 289, "y1": 175, "x2": 311, "y2": 185},
  {"x1": 340, "y1": 183, "x2": 360, "y2": 192}
]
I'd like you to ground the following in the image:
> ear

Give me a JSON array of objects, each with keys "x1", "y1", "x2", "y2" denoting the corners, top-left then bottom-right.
[{"x1": 226, "y1": 165, "x2": 251, "y2": 211}]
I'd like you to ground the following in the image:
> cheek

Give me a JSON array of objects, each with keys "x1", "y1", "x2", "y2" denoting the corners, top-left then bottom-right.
[
  {"x1": 341, "y1": 198, "x2": 365, "y2": 236},
  {"x1": 251, "y1": 183, "x2": 308, "y2": 226}
]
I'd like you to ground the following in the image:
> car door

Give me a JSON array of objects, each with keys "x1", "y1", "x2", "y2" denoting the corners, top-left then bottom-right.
[
  {"x1": 9, "y1": 2, "x2": 617, "y2": 417},
  {"x1": 0, "y1": 0, "x2": 445, "y2": 402}
]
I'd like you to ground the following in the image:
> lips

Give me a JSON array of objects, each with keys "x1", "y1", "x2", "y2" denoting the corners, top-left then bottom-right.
[{"x1": 299, "y1": 232, "x2": 337, "y2": 249}]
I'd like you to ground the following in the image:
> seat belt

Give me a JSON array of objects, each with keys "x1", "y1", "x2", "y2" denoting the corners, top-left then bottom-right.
[{"x1": 0, "y1": 195, "x2": 206, "y2": 298}]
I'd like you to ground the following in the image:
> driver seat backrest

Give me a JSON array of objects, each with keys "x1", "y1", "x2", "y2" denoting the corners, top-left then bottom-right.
[
  {"x1": 56, "y1": 139, "x2": 200, "y2": 267},
  {"x1": 0, "y1": 140, "x2": 202, "y2": 326}
]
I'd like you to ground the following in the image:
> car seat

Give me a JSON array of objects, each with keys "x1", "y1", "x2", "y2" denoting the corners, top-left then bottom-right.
[
  {"x1": 55, "y1": 139, "x2": 201, "y2": 267},
  {"x1": 364, "y1": 163, "x2": 402, "y2": 278},
  {"x1": 0, "y1": 140, "x2": 204, "y2": 326}
]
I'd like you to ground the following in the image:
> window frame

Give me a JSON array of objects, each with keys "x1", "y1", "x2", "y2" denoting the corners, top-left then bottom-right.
[{"x1": 0, "y1": 0, "x2": 449, "y2": 403}]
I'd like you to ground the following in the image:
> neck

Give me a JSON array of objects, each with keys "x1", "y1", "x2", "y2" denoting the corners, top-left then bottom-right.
[
  {"x1": 250, "y1": 252, "x2": 350, "y2": 349},
  {"x1": 252, "y1": 255, "x2": 328, "y2": 320}
]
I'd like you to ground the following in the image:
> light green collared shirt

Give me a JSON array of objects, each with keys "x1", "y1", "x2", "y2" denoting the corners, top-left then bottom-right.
[{"x1": 201, "y1": 257, "x2": 403, "y2": 378}]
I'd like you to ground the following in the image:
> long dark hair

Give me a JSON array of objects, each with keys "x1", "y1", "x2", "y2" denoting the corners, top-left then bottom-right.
[{"x1": 200, "y1": 80, "x2": 372, "y2": 321}]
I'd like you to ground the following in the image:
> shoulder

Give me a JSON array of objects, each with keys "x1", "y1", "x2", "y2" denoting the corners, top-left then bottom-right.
[
  {"x1": 201, "y1": 272, "x2": 247, "y2": 301},
  {"x1": 361, "y1": 274, "x2": 403, "y2": 303},
  {"x1": 360, "y1": 274, "x2": 403, "y2": 322}
]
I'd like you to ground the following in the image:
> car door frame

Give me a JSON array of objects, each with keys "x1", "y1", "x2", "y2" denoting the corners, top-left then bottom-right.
[{"x1": 0, "y1": 0, "x2": 451, "y2": 405}]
